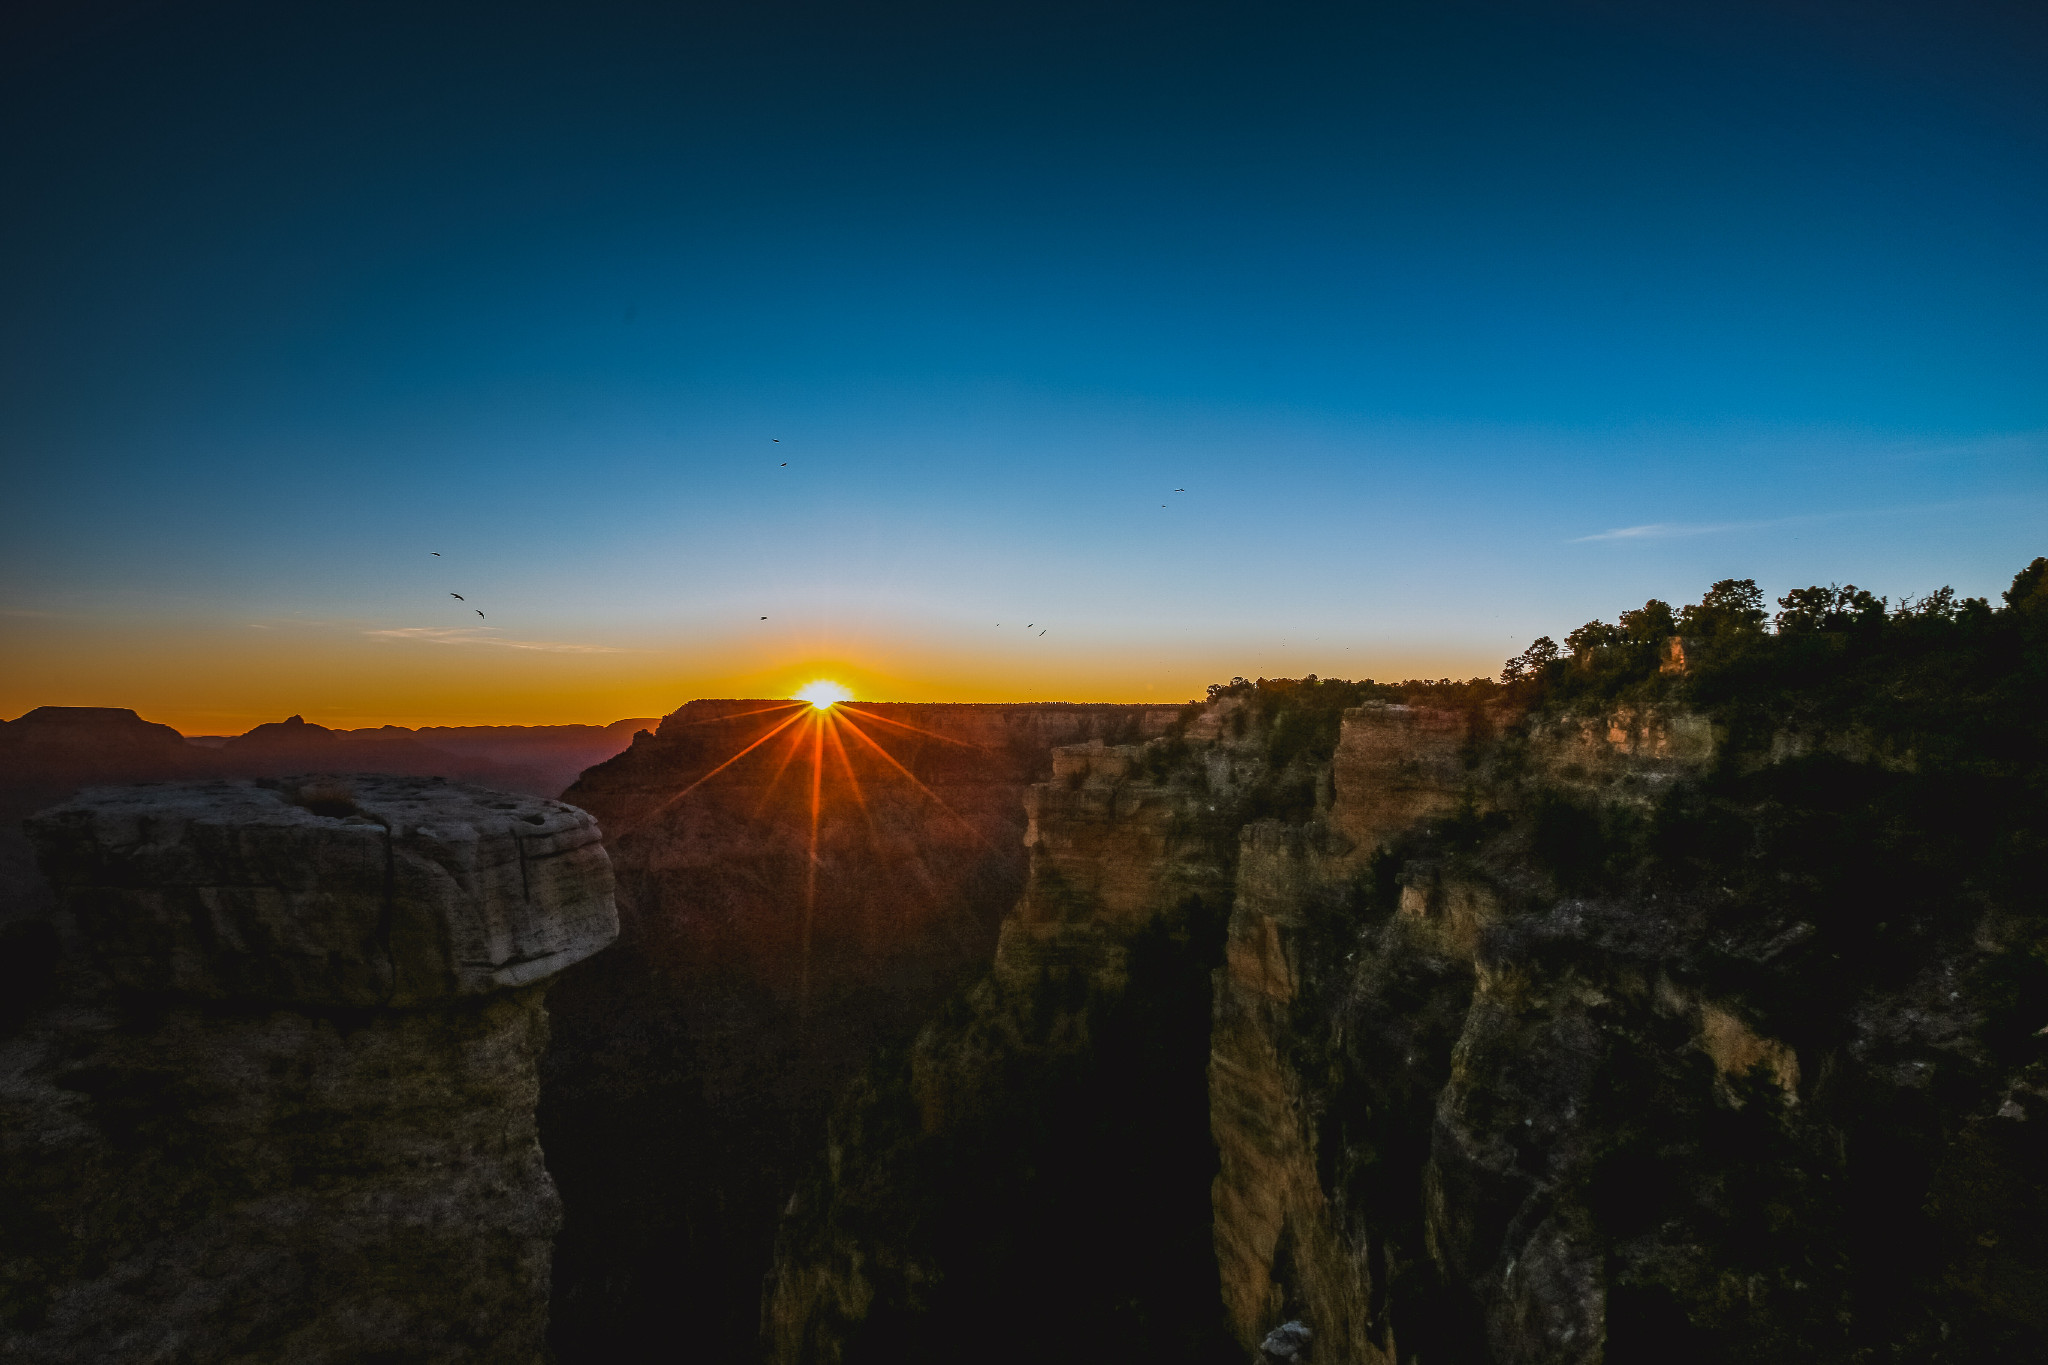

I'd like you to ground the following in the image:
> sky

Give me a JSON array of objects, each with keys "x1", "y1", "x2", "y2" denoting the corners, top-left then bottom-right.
[{"x1": 2, "y1": 0, "x2": 2043, "y2": 731}]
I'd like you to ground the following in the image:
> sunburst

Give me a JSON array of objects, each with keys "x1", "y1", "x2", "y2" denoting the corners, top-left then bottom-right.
[
  {"x1": 614, "y1": 688, "x2": 999, "y2": 1020},
  {"x1": 794, "y1": 680, "x2": 852, "y2": 709}
]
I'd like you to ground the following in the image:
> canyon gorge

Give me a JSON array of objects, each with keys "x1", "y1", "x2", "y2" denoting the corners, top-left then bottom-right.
[{"x1": 3, "y1": 558, "x2": 2045, "y2": 1363}]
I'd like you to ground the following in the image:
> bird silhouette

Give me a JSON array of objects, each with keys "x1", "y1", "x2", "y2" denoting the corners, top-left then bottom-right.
[
  {"x1": 1174, "y1": 488, "x2": 1184, "y2": 492},
  {"x1": 1039, "y1": 629, "x2": 1046, "y2": 636},
  {"x1": 760, "y1": 616, "x2": 767, "y2": 620},
  {"x1": 773, "y1": 439, "x2": 780, "y2": 442},
  {"x1": 476, "y1": 610, "x2": 485, "y2": 618},
  {"x1": 450, "y1": 593, "x2": 464, "y2": 601},
  {"x1": 432, "y1": 551, "x2": 441, "y2": 556}
]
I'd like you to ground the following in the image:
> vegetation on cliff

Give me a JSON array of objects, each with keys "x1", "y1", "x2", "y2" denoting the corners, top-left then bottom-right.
[{"x1": 1237, "y1": 555, "x2": 2048, "y2": 1363}]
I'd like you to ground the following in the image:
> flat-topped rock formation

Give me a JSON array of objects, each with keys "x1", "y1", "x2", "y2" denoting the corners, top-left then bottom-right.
[
  {"x1": 0, "y1": 708, "x2": 653, "y2": 953},
  {"x1": 29, "y1": 776, "x2": 616, "y2": 1005},
  {"x1": 3, "y1": 777, "x2": 617, "y2": 1365}
]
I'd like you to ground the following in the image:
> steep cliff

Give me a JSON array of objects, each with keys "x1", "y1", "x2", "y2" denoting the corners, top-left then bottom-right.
[
  {"x1": 541, "y1": 699, "x2": 1181, "y2": 1361},
  {"x1": 3, "y1": 776, "x2": 617, "y2": 1364},
  {"x1": 1206, "y1": 568, "x2": 2048, "y2": 1363},
  {"x1": 766, "y1": 562, "x2": 2048, "y2": 1364}
]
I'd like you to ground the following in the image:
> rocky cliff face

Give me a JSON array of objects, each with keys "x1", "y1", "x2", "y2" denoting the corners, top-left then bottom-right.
[
  {"x1": 1210, "y1": 679, "x2": 2047, "y2": 1364},
  {"x1": 765, "y1": 627, "x2": 2046, "y2": 1365},
  {"x1": 540, "y1": 699, "x2": 1182, "y2": 1361},
  {"x1": 3, "y1": 776, "x2": 617, "y2": 1364},
  {"x1": 1209, "y1": 703, "x2": 1474, "y2": 1364}
]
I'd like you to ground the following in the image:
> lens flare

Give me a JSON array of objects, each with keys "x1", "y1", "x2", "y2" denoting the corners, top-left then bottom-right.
[{"x1": 794, "y1": 680, "x2": 853, "y2": 709}]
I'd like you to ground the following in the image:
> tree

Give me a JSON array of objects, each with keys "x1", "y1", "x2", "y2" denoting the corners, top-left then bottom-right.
[
  {"x1": 1773, "y1": 584, "x2": 1886, "y2": 635},
  {"x1": 1679, "y1": 579, "x2": 1766, "y2": 638},
  {"x1": 1501, "y1": 636, "x2": 1560, "y2": 683}
]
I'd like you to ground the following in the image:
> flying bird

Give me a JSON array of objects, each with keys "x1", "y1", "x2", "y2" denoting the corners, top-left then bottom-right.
[
  {"x1": 780, "y1": 462, "x2": 787, "y2": 466},
  {"x1": 760, "y1": 616, "x2": 767, "y2": 620},
  {"x1": 1174, "y1": 488, "x2": 1184, "y2": 492},
  {"x1": 450, "y1": 593, "x2": 464, "y2": 601},
  {"x1": 432, "y1": 551, "x2": 441, "y2": 556},
  {"x1": 773, "y1": 439, "x2": 779, "y2": 442},
  {"x1": 476, "y1": 610, "x2": 485, "y2": 618},
  {"x1": 1039, "y1": 629, "x2": 1046, "y2": 636}
]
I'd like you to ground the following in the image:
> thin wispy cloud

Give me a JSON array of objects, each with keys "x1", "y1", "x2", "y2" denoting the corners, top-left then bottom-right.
[
  {"x1": 1572, "y1": 521, "x2": 1754, "y2": 543},
  {"x1": 1571, "y1": 498, "x2": 2014, "y2": 545},
  {"x1": 365, "y1": 627, "x2": 625, "y2": 654}
]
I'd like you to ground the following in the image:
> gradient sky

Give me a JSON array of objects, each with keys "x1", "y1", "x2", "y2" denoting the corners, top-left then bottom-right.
[{"x1": 3, "y1": 0, "x2": 2043, "y2": 731}]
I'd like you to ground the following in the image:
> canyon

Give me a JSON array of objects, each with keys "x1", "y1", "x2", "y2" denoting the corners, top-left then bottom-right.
[{"x1": 4, "y1": 559, "x2": 2044, "y2": 1363}]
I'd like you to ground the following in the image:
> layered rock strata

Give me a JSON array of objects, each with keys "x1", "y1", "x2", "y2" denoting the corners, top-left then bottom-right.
[
  {"x1": 3, "y1": 776, "x2": 616, "y2": 1365},
  {"x1": 1208, "y1": 696, "x2": 2047, "y2": 1364}
]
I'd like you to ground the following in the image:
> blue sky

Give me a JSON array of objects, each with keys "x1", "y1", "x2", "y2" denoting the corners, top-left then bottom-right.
[{"x1": 2, "y1": 0, "x2": 2043, "y2": 726}]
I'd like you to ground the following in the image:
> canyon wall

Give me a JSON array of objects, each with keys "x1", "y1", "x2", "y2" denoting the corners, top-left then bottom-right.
[
  {"x1": 1206, "y1": 686, "x2": 2047, "y2": 1363},
  {"x1": 765, "y1": 655, "x2": 2047, "y2": 1364},
  {"x1": 540, "y1": 699, "x2": 1182, "y2": 1361},
  {"x1": 2, "y1": 776, "x2": 616, "y2": 1364}
]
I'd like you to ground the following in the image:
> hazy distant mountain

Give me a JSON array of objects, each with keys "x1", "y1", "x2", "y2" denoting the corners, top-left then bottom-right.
[{"x1": 214, "y1": 714, "x2": 546, "y2": 790}]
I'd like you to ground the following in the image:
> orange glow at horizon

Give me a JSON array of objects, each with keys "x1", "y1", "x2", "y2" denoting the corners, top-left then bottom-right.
[{"x1": 0, "y1": 610, "x2": 1507, "y2": 735}]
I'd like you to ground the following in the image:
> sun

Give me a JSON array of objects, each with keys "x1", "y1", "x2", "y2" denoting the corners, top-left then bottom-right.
[{"x1": 794, "y1": 680, "x2": 853, "y2": 710}]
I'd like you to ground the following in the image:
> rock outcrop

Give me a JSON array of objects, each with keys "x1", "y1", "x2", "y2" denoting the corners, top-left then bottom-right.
[
  {"x1": 0, "y1": 708, "x2": 653, "y2": 953},
  {"x1": 2, "y1": 776, "x2": 617, "y2": 1365},
  {"x1": 1204, "y1": 682, "x2": 2048, "y2": 1364}
]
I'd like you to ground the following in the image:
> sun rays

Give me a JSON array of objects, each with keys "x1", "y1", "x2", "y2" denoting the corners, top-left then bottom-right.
[{"x1": 621, "y1": 695, "x2": 997, "y2": 1020}]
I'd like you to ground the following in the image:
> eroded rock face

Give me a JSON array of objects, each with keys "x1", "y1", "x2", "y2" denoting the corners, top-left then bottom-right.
[
  {"x1": 1208, "y1": 696, "x2": 2048, "y2": 1365},
  {"x1": 3, "y1": 777, "x2": 617, "y2": 1365},
  {"x1": 1211, "y1": 705, "x2": 1474, "y2": 1365}
]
